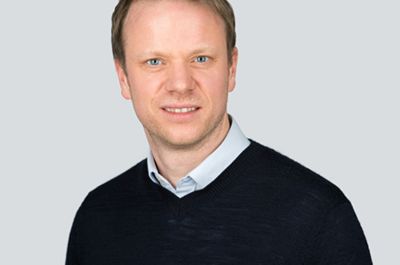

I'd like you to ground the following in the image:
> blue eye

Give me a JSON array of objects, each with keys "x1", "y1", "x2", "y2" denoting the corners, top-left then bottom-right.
[
  {"x1": 147, "y1": 59, "x2": 162, "y2": 66},
  {"x1": 195, "y1": 56, "x2": 209, "y2": 63}
]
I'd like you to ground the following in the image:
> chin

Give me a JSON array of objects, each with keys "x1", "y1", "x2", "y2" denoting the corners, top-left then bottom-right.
[
  {"x1": 165, "y1": 137, "x2": 202, "y2": 149},
  {"x1": 161, "y1": 131, "x2": 206, "y2": 149}
]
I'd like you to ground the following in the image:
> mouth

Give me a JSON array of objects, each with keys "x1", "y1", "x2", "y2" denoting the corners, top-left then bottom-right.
[{"x1": 163, "y1": 107, "x2": 199, "y2": 114}]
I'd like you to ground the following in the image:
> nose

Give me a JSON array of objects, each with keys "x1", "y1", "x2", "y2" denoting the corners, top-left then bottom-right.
[{"x1": 166, "y1": 62, "x2": 194, "y2": 93}]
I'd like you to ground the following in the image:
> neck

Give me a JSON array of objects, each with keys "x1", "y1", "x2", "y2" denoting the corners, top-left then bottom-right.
[{"x1": 147, "y1": 115, "x2": 231, "y2": 188}]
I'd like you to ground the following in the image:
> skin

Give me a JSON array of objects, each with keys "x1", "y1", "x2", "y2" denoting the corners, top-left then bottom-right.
[{"x1": 115, "y1": 0, "x2": 238, "y2": 187}]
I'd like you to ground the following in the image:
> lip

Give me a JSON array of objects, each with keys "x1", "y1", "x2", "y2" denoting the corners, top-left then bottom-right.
[
  {"x1": 160, "y1": 105, "x2": 201, "y2": 121},
  {"x1": 161, "y1": 104, "x2": 201, "y2": 113},
  {"x1": 161, "y1": 104, "x2": 200, "y2": 109}
]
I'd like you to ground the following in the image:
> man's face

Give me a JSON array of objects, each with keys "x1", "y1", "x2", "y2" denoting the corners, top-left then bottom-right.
[{"x1": 115, "y1": 0, "x2": 238, "y2": 149}]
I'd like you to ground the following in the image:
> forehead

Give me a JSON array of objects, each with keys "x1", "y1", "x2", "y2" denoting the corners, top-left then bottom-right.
[
  {"x1": 122, "y1": 0, "x2": 226, "y2": 53},
  {"x1": 125, "y1": 0, "x2": 220, "y2": 24}
]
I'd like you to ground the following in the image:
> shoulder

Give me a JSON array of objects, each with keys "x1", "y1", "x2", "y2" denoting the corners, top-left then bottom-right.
[
  {"x1": 79, "y1": 159, "x2": 148, "y2": 210},
  {"x1": 246, "y1": 139, "x2": 349, "y2": 208}
]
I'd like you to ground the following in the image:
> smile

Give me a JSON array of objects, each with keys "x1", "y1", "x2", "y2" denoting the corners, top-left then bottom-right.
[{"x1": 164, "y1": 107, "x2": 198, "y2": 113}]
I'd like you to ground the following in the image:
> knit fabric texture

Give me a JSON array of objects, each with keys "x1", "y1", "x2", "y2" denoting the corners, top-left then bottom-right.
[{"x1": 66, "y1": 140, "x2": 373, "y2": 265}]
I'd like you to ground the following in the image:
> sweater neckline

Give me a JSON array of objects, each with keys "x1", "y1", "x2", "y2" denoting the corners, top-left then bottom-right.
[{"x1": 141, "y1": 140, "x2": 264, "y2": 215}]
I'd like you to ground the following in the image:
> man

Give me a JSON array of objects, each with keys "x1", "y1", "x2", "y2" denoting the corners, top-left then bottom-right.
[{"x1": 66, "y1": 0, "x2": 373, "y2": 264}]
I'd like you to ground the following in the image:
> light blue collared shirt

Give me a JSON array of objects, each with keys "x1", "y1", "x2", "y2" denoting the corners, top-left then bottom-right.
[{"x1": 147, "y1": 116, "x2": 250, "y2": 198}]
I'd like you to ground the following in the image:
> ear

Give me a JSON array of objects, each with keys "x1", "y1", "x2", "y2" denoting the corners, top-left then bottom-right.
[
  {"x1": 114, "y1": 59, "x2": 132, "y2": 100},
  {"x1": 228, "y1": 47, "x2": 238, "y2": 92}
]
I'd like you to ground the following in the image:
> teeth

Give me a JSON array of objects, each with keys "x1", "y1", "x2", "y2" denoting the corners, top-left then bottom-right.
[{"x1": 165, "y1": 107, "x2": 197, "y2": 113}]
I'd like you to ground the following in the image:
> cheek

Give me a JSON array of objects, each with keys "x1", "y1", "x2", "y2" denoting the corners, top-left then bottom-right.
[
  {"x1": 197, "y1": 70, "x2": 230, "y2": 98},
  {"x1": 128, "y1": 75, "x2": 163, "y2": 115},
  {"x1": 128, "y1": 70, "x2": 164, "y2": 98}
]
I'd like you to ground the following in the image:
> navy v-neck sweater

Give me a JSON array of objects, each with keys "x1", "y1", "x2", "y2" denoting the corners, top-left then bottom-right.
[{"x1": 66, "y1": 140, "x2": 372, "y2": 265}]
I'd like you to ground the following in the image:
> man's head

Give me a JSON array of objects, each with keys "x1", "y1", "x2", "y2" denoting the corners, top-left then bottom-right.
[
  {"x1": 112, "y1": 0, "x2": 236, "y2": 70},
  {"x1": 112, "y1": 0, "x2": 239, "y2": 151}
]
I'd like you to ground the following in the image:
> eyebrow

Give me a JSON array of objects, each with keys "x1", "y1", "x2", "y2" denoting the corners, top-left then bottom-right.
[
  {"x1": 136, "y1": 46, "x2": 216, "y2": 59},
  {"x1": 190, "y1": 47, "x2": 215, "y2": 55}
]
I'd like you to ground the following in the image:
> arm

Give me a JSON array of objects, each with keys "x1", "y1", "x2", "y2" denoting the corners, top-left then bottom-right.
[
  {"x1": 305, "y1": 202, "x2": 373, "y2": 265},
  {"x1": 65, "y1": 205, "x2": 84, "y2": 265}
]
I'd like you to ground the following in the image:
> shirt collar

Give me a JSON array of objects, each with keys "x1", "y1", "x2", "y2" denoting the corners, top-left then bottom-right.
[{"x1": 147, "y1": 115, "x2": 250, "y2": 191}]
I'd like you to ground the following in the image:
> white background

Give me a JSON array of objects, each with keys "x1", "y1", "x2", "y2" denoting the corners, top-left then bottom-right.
[{"x1": 0, "y1": 1, "x2": 398, "y2": 264}]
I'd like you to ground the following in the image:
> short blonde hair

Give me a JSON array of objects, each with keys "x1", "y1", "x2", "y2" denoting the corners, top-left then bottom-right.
[{"x1": 111, "y1": 0, "x2": 236, "y2": 69}]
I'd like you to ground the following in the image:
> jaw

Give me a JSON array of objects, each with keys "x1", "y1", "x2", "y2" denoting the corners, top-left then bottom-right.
[{"x1": 143, "y1": 110, "x2": 230, "y2": 153}]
